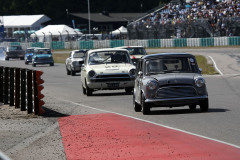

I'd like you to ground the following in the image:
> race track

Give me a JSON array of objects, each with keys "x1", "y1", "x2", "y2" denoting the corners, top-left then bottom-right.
[{"x1": 0, "y1": 47, "x2": 240, "y2": 160}]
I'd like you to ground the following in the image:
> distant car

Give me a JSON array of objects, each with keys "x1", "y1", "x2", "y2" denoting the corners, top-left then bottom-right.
[
  {"x1": 4, "y1": 45, "x2": 25, "y2": 60},
  {"x1": 0, "y1": 47, "x2": 5, "y2": 57},
  {"x1": 116, "y1": 46, "x2": 147, "y2": 64},
  {"x1": 133, "y1": 53, "x2": 209, "y2": 115},
  {"x1": 32, "y1": 48, "x2": 54, "y2": 67},
  {"x1": 25, "y1": 47, "x2": 39, "y2": 64},
  {"x1": 65, "y1": 49, "x2": 88, "y2": 76},
  {"x1": 81, "y1": 48, "x2": 136, "y2": 96}
]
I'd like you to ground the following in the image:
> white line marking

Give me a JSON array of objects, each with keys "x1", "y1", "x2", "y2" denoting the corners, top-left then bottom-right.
[
  {"x1": 208, "y1": 56, "x2": 223, "y2": 75},
  {"x1": 55, "y1": 97, "x2": 240, "y2": 149}
]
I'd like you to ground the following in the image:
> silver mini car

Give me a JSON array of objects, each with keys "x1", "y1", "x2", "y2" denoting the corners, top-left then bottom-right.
[{"x1": 133, "y1": 53, "x2": 209, "y2": 115}]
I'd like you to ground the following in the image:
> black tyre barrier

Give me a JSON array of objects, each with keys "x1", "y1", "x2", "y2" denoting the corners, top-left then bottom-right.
[{"x1": 0, "y1": 66, "x2": 45, "y2": 116}]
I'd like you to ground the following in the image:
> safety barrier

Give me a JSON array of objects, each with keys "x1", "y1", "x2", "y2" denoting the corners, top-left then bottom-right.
[
  {"x1": 0, "y1": 66, "x2": 45, "y2": 116},
  {"x1": 1, "y1": 36, "x2": 240, "y2": 50}
]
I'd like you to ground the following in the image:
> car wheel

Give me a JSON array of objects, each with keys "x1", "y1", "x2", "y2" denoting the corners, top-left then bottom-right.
[
  {"x1": 200, "y1": 99, "x2": 209, "y2": 112},
  {"x1": 5, "y1": 57, "x2": 9, "y2": 61},
  {"x1": 50, "y1": 63, "x2": 54, "y2": 66},
  {"x1": 82, "y1": 85, "x2": 86, "y2": 95},
  {"x1": 125, "y1": 87, "x2": 133, "y2": 94},
  {"x1": 66, "y1": 67, "x2": 70, "y2": 75},
  {"x1": 71, "y1": 69, "x2": 75, "y2": 76},
  {"x1": 141, "y1": 93, "x2": 150, "y2": 115},
  {"x1": 189, "y1": 104, "x2": 196, "y2": 110},
  {"x1": 25, "y1": 61, "x2": 28, "y2": 65},
  {"x1": 32, "y1": 63, "x2": 36, "y2": 67},
  {"x1": 20, "y1": 57, "x2": 24, "y2": 60},
  {"x1": 85, "y1": 80, "x2": 92, "y2": 96},
  {"x1": 133, "y1": 94, "x2": 141, "y2": 112}
]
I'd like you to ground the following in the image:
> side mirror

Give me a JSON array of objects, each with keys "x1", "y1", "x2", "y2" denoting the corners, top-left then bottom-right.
[
  {"x1": 138, "y1": 71, "x2": 143, "y2": 76},
  {"x1": 199, "y1": 68, "x2": 202, "y2": 73}
]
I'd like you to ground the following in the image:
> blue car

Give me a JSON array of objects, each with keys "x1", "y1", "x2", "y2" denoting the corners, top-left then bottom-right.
[
  {"x1": 25, "y1": 47, "x2": 38, "y2": 65},
  {"x1": 32, "y1": 48, "x2": 54, "y2": 67}
]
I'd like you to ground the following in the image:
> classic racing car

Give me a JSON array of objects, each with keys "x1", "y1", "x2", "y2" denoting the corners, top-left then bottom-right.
[
  {"x1": 32, "y1": 48, "x2": 54, "y2": 67},
  {"x1": 81, "y1": 48, "x2": 136, "y2": 96},
  {"x1": 25, "y1": 47, "x2": 39, "y2": 64},
  {"x1": 133, "y1": 53, "x2": 209, "y2": 115},
  {"x1": 4, "y1": 45, "x2": 25, "y2": 61},
  {"x1": 65, "y1": 50, "x2": 88, "y2": 76}
]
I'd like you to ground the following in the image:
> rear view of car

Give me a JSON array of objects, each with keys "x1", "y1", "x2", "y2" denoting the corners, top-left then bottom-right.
[
  {"x1": 32, "y1": 48, "x2": 54, "y2": 67},
  {"x1": 4, "y1": 45, "x2": 25, "y2": 61}
]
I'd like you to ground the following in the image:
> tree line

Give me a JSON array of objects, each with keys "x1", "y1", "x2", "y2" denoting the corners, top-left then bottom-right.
[{"x1": 0, "y1": 0, "x2": 169, "y2": 19}]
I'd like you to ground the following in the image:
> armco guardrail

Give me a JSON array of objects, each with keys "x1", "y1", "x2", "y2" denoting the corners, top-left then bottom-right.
[
  {"x1": 0, "y1": 66, "x2": 45, "y2": 116},
  {"x1": 1, "y1": 36, "x2": 240, "y2": 50}
]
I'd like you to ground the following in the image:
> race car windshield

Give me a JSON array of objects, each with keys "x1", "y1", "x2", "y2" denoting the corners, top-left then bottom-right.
[
  {"x1": 73, "y1": 52, "x2": 85, "y2": 58},
  {"x1": 8, "y1": 46, "x2": 22, "y2": 51},
  {"x1": 88, "y1": 51, "x2": 130, "y2": 65},
  {"x1": 35, "y1": 50, "x2": 51, "y2": 54},
  {"x1": 26, "y1": 49, "x2": 35, "y2": 53},
  {"x1": 126, "y1": 48, "x2": 146, "y2": 55},
  {"x1": 145, "y1": 57, "x2": 199, "y2": 75}
]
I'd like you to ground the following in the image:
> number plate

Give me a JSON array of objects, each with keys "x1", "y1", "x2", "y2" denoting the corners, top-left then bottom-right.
[{"x1": 107, "y1": 83, "x2": 119, "y2": 88}]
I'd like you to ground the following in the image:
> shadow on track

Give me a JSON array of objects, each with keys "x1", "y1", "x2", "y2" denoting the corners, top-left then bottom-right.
[
  {"x1": 148, "y1": 108, "x2": 229, "y2": 115},
  {"x1": 90, "y1": 91, "x2": 132, "y2": 97},
  {"x1": 42, "y1": 107, "x2": 69, "y2": 118}
]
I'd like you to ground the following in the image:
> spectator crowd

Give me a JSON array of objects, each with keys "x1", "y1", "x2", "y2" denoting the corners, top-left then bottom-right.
[{"x1": 140, "y1": 0, "x2": 240, "y2": 37}]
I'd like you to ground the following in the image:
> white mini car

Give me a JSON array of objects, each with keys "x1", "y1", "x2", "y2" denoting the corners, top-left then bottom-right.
[
  {"x1": 81, "y1": 48, "x2": 136, "y2": 96},
  {"x1": 66, "y1": 50, "x2": 88, "y2": 76}
]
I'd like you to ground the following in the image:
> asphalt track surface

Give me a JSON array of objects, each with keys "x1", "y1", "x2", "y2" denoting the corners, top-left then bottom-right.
[{"x1": 0, "y1": 47, "x2": 240, "y2": 160}]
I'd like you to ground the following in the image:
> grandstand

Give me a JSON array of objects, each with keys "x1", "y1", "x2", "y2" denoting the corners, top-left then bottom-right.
[{"x1": 127, "y1": 0, "x2": 240, "y2": 39}]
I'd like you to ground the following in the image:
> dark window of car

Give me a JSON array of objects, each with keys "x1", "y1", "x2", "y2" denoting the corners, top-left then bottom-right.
[
  {"x1": 8, "y1": 46, "x2": 22, "y2": 51},
  {"x1": 88, "y1": 51, "x2": 130, "y2": 65},
  {"x1": 35, "y1": 49, "x2": 51, "y2": 55},
  {"x1": 144, "y1": 57, "x2": 199, "y2": 75},
  {"x1": 26, "y1": 49, "x2": 34, "y2": 53}
]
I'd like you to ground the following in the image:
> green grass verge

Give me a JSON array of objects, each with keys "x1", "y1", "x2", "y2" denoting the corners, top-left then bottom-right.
[
  {"x1": 53, "y1": 54, "x2": 219, "y2": 75},
  {"x1": 53, "y1": 53, "x2": 69, "y2": 64},
  {"x1": 195, "y1": 55, "x2": 219, "y2": 75}
]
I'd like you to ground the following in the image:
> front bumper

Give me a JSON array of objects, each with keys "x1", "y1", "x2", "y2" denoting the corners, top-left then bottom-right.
[
  {"x1": 33, "y1": 60, "x2": 54, "y2": 65},
  {"x1": 87, "y1": 81, "x2": 134, "y2": 90},
  {"x1": 6, "y1": 55, "x2": 24, "y2": 58},
  {"x1": 145, "y1": 96, "x2": 208, "y2": 107}
]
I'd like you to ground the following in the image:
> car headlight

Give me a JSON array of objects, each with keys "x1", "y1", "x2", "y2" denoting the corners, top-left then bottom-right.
[
  {"x1": 195, "y1": 78, "x2": 205, "y2": 88},
  {"x1": 88, "y1": 70, "x2": 96, "y2": 78},
  {"x1": 129, "y1": 69, "x2": 136, "y2": 76},
  {"x1": 147, "y1": 80, "x2": 158, "y2": 90}
]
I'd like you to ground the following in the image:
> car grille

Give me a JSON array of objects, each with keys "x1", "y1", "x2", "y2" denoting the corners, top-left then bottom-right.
[
  {"x1": 156, "y1": 86, "x2": 197, "y2": 98},
  {"x1": 94, "y1": 74, "x2": 131, "y2": 82},
  {"x1": 36, "y1": 57, "x2": 51, "y2": 61}
]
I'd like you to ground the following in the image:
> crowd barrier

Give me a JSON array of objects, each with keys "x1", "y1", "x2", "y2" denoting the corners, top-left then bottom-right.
[{"x1": 1, "y1": 36, "x2": 240, "y2": 50}]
